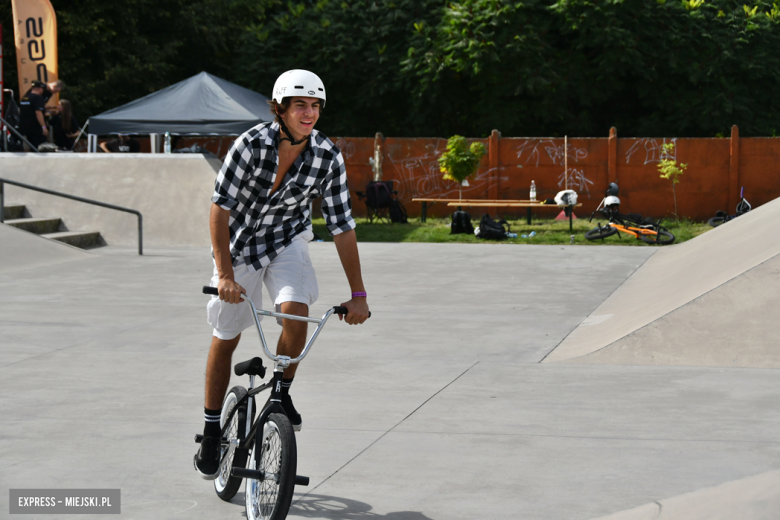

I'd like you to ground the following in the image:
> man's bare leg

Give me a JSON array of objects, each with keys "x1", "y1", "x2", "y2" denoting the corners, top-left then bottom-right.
[
  {"x1": 205, "y1": 334, "x2": 241, "y2": 410},
  {"x1": 276, "y1": 301, "x2": 308, "y2": 378},
  {"x1": 195, "y1": 333, "x2": 241, "y2": 479},
  {"x1": 274, "y1": 301, "x2": 308, "y2": 430}
]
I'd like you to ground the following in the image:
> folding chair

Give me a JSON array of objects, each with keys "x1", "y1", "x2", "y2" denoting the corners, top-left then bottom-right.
[{"x1": 356, "y1": 180, "x2": 397, "y2": 223}]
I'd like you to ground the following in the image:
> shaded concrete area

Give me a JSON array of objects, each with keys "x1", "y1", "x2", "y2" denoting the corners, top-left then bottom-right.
[
  {"x1": 545, "y1": 196, "x2": 780, "y2": 366},
  {"x1": 0, "y1": 239, "x2": 777, "y2": 519}
]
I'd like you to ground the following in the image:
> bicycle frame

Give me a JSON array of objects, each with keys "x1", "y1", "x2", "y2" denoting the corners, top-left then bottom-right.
[
  {"x1": 590, "y1": 198, "x2": 663, "y2": 238},
  {"x1": 207, "y1": 289, "x2": 343, "y2": 476}
]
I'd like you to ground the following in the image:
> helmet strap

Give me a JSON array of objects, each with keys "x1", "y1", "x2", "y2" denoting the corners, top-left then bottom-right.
[{"x1": 277, "y1": 117, "x2": 309, "y2": 146}]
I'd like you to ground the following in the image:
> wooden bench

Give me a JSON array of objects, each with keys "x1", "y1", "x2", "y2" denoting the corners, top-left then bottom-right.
[
  {"x1": 412, "y1": 198, "x2": 581, "y2": 230},
  {"x1": 412, "y1": 198, "x2": 535, "y2": 222}
]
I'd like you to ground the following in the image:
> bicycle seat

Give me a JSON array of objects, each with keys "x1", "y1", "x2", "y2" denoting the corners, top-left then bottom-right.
[{"x1": 234, "y1": 357, "x2": 266, "y2": 378}]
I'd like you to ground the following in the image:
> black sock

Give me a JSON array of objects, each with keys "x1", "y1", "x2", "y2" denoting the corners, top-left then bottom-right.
[
  {"x1": 281, "y1": 378, "x2": 294, "y2": 397},
  {"x1": 204, "y1": 407, "x2": 221, "y2": 438}
]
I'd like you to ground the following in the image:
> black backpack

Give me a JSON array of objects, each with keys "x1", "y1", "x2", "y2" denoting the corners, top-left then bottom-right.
[
  {"x1": 476, "y1": 214, "x2": 509, "y2": 240},
  {"x1": 451, "y1": 210, "x2": 474, "y2": 235},
  {"x1": 389, "y1": 199, "x2": 408, "y2": 223}
]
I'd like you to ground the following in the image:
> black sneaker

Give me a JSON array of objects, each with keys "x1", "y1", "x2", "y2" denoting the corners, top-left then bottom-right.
[
  {"x1": 282, "y1": 394, "x2": 302, "y2": 432},
  {"x1": 193, "y1": 436, "x2": 220, "y2": 480}
]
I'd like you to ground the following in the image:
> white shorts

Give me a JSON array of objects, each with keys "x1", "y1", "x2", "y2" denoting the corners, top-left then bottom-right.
[{"x1": 207, "y1": 230, "x2": 319, "y2": 340}]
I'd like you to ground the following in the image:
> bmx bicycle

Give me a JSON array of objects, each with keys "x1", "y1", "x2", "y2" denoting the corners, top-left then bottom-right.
[
  {"x1": 196, "y1": 286, "x2": 368, "y2": 520},
  {"x1": 708, "y1": 187, "x2": 751, "y2": 227},
  {"x1": 585, "y1": 183, "x2": 675, "y2": 245}
]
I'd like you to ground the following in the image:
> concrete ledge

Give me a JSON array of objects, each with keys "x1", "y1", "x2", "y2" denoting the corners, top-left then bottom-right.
[{"x1": 0, "y1": 154, "x2": 222, "y2": 247}]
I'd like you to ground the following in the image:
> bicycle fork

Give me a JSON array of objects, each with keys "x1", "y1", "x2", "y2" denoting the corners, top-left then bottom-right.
[{"x1": 231, "y1": 366, "x2": 310, "y2": 486}]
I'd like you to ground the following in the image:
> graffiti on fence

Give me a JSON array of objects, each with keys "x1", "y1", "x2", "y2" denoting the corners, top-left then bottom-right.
[
  {"x1": 625, "y1": 138, "x2": 677, "y2": 165},
  {"x1": 385, "y1": 140, "x2": 504, "y2": 199},
  {"x1": 557, "y1": 168, "x2": 593, "y2": 196},
  {"x1": 515, "y1": 139, "x2": 588, "y2": 167},
  {"x1": 335, "y1": 139, "x2": 356, "y2": 160}
]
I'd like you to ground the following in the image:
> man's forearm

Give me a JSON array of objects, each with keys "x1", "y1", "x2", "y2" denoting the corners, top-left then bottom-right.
[
  {"x1": 210, "y1": 203, "x2": 235, "y2": 282},
  {"x1": 332, "y1": 229, "x2": 365, "y2": 293}
]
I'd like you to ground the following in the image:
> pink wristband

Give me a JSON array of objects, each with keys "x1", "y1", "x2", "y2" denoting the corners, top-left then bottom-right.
[{"x1": 352, "y1": 291, "x2": 367, "y2": 298}]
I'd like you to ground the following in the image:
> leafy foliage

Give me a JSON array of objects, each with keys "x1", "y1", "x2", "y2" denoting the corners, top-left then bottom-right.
[
  {"x1": 2, "y1": 0, "x2": 780, "y2": 137},
  {"x1": 438, "y1": 135, "x2": 487, "y2": 184},
  {"x1": 1, "y1": 0, "x2": 271, "y2": 120},
  {"x1": 404, "y1": 0, "x2": 780, "y2": 137},
  {"x1": 658, "y1": 142, "x2": 686, "y2": 218}
]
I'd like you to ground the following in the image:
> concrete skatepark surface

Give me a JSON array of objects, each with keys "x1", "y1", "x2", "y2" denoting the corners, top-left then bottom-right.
[{"x1": 1, "y1": 214, "x2": 778, "y2": 519}]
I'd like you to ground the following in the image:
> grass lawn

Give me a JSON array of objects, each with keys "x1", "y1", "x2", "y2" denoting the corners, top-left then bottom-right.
[{"x1": 311, "y1": 216, "x2": 712, "y2": 246}]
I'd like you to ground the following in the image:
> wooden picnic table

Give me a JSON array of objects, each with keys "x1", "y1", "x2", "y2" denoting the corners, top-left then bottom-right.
[{"x1": 412, "y1": 198, "x2": 535, "y2": 223}]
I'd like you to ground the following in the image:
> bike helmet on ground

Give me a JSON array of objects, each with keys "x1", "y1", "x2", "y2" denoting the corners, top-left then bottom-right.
[
  {"x1": 272, "y1": 70, "x2": 326, "y2": 107},
  {"x1": 606, "y1": 182, "x2": 619, "y2": 196}
]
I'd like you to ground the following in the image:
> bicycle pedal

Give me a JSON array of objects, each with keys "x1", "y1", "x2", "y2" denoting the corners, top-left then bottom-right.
[
  {"x1": 232, "y1": 467, "x2": 265, "y2": 480},
  {"x1": 295, "y1": 475, "x2": 310, "y2": 486},
  {"x1": 194, "y1": 434, "x2": 229, "y2": 444}
]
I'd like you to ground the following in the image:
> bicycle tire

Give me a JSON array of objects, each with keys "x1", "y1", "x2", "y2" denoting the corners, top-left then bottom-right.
[
  {"x1": 639, "y1": 229, "x2": 675, "y2": 245},
  {"x1": 245, "y1": 413, "x2": 297, "y2": 520},
  {"x1": 708, "y1": 216, "x2": 725, "y2": 227},
  {"x1": 215, "y1": 386, "x2": 249, "y2": 501},
  {"x1": 584, "y1": 224, "x2": 618, "y2": 241}
]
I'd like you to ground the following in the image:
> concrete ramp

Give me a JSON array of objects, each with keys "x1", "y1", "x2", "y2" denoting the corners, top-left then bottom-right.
[
  {"x1": 592, "y1": 469, "x2": 780, "y2": 520},
  {"x1": 0, "y1": 223, "x2": 92, "y2": 273},
  {"x1": 544, "y1": 196, "x2": 780, "y2": 367}
]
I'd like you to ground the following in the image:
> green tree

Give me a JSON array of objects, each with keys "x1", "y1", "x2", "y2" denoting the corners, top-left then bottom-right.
[
  {"x1": 1, "y1": 0, "x2": 272, "y2": 121},
  {"x1": 236, "y1": 0, "x2": 443, "y2": 137},
  {"x1": 403, "y1": 0, "x2": 780, "y2": 137}
]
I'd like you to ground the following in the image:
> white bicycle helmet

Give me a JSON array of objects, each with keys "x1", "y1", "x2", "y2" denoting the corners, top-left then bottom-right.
[
  {"x1": 554, "y1": 190, "x2": 578, "y2": 206},
  {"x1": 272, "y1": 69, "x2": 326, "y2": 107},
  {"x1": 604, "y1": 195, "x2": 620, "y2": 207}
]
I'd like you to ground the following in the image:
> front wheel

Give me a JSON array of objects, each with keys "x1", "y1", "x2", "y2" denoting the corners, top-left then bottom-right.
[
  {"x1": 245, "y1": 413, "x2": 297, "y2": 520},
  {"x1": 214, "y1": 386, "x2": 249, "y2": 501},
  {"x1": 584, "y1": 224, "x2": 618, "y2": 241},
  {"x1": 639, "y1": 229, "x2": 675, "y2": 245}
]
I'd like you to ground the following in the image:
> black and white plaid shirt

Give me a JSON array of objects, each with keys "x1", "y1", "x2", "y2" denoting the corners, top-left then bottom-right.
[{"x1": 212, "y1": 122, "x2": 356, "y2": 270}]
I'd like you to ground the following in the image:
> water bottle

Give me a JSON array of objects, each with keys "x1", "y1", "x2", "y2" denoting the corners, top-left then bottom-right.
[
  {"x1": 164, "y1": 132, "x2": 171, "y2": 154},
  {"x1": 530, "y1": 180, "x2": 536, "y2": 201},
  {"x1": 506, "y1": 232, "x2": 518, "y2": 239}
]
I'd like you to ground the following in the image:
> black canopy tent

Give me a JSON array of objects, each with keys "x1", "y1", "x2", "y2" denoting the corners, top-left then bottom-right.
[{"x1": 88, "y1": 72, "x2": 274, "y2": 137}]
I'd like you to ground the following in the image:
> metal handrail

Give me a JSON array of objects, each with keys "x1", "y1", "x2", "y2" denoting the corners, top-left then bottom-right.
[
  {"x1": 0, "y1": 115, "x2": 41, "y2": 153},
  {"x1": 0, "y1": 177, "x2": 143, "y2": 255}
]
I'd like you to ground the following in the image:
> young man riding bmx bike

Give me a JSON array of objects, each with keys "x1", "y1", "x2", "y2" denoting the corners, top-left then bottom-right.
[{"x1": 194, "y1": 69, "x2": 370, "y2": 479}]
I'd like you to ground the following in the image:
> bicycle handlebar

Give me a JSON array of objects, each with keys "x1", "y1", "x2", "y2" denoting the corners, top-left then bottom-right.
[{"x1": 203, "y1": 286, "x2": 355, "y2": 316}]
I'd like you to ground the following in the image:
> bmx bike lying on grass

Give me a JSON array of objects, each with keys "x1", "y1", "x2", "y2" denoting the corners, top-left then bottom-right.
[
  {"x1": 708, "y1": 187, "x2": 751, "y2": 227},
  {"x1": 197, "y1": 286, "x2": 369, "y2": 520},
  {"x1": 585, "y1": 183, "x2": 675, "y2": 245}
]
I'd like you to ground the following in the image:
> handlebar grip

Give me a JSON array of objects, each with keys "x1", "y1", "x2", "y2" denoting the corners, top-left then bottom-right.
[
  {"x1": 333, "y1": 306, "x2": 371, "y2": 318},
  {"x1": 203, "y1": 286, "x2": 219, "y2": 296}
]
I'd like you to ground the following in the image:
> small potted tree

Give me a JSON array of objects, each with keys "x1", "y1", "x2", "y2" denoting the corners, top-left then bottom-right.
[
  {"x1": 658, "y1": 142, "x2": 686, "y2": 220},
  {"x1": 438, "y1": 135, "x2": 486, "y2": 204},
  {"x1": 438, "y1": 135, "x2": 486, "y2": 234}
]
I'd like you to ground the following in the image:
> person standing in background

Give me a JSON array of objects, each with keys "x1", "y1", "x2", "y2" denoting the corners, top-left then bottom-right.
[
  {"x1": 49, "y1": 100, "x2": 80, "y2": 150},
  {"x1": 18, "y1": 83, "x2": 48, "y2": 149}
]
